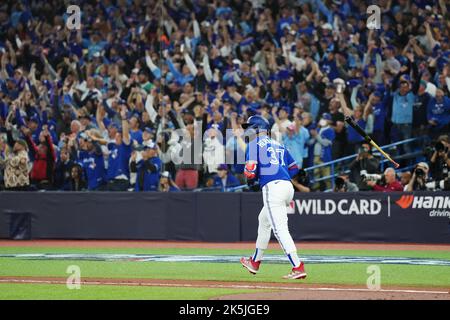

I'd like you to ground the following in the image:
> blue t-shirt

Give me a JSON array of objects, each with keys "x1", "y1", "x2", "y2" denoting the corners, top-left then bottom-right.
[
  {"x1": 130, "y1": 129, "x2": 143, "y2": 145},
  {"x1": 245, "y1": 135, "x2": 298, "y2": 188},
  {"x1": 320, "y1": 58, "x2": 339, "y2": 80},
  {"x1": 372, "y1": 101, "x2": 387, "y2": 132},
  {"x1": 107, "y1": 142, "x2": 132, "y2": 180},
  {"x1": 392, "y1": 91, "x2": 415, "y2": 124}
]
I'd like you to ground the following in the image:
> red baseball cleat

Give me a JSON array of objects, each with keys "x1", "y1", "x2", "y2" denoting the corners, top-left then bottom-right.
[
  {"x1": 283, "y1": 262, "x2": 307, "y2": 280},
  {"x1": 240, "y1": 257, "x2": 261, "y2": 274}
]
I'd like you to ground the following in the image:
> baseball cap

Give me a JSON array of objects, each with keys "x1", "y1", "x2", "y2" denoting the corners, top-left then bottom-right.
[
  {"x1": 321, "y1": 23, "x2": 332, "y2": 30},
  {"x1": 161, "y1": 171, "x2": 171, "y2": 178},
  {"x1": 373, "y1": 90, "x2": 383, "y2": 98},
  {"x1": 400, "y1": 74, "x2": 411, "y2": 84},
  {"x1": 144, "y1": 127, "x2": 154, "y2": 134},
  {"x1": 29, "y1": 115, "x2": 40, "y2": 123},
  {"x1": 417, "y1": 162, "x2": 429, "y2": 171},
  {"x1": 232, "y1": 59, "x2": 242, "y2": 66},
  {"x1": 322, "y1": 113, "x2": 332, "y2": 121},
  {"x1": 111, "y1": 123, "x2": 123, "y2": 132},
  {"x1": 217, "y1": 164, "x2": 228, "y2": 171},
  {"x1": 222, "y1": 97, "x2": 232, "y2": 104},
  {"x1": 143, "y1": 141, "x2": 158, "y2": 150}
]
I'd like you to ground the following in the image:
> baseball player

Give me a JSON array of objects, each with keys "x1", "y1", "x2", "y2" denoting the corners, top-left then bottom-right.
[{"x1": 240, "y1": 115, "x2": 307, "y2": 280}]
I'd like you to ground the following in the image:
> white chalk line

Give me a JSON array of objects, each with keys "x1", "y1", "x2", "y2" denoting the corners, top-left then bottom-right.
[{"x1": 0, "y1": 278, "x2": 448, "y2": 295}]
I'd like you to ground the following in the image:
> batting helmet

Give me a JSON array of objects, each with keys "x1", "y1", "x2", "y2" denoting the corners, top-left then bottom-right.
[{"x1": 241, "y1": 115, "x2": 270, "y2": 131}]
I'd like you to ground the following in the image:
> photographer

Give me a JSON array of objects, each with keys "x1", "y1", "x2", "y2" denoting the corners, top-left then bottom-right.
[
  {"x1": 366, "y1": 168, "x2": 403, "y2": 192},
  {"x1": 334, "y1": 172, "x2": 359, "y2": 192},
  {"x1": 429, "y1": 137, "x2": 450, "y2": 181},
  {"x1": 405, "y1": 162, "x2": 430, "y2": 192},
  {"x1": 291, "y1": 169, "x2": 311, "y2": 192},
  {"x1": 349, "y1": 142, "x2": 380, "y2": 190}
]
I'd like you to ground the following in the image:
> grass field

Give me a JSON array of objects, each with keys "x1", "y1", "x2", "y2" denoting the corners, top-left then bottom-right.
[{"x1": 0, "y1": 244, "x2": 449, "y2": 300}]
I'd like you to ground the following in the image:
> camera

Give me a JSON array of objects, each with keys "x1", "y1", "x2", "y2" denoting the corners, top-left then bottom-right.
[
  {"x1": 294, "y1": 169, "x2": 309, "y2": 186},
  {"x1": 426, "y1": 179, "x2": 450, "y2": 191},
  {"x1": 414, "y1": 167, "x2": 425, "y2": 178},
  {"x1": 443, "y1": 163, "x2": 449, "y2": 177},
  {"x1": 435, "y1": 141, "x2": 449, "y2": 153},
  {"x1": 360, "y1": 170, "x2": 382, "y2": 182},
  {"x1": 334, "y1": 176, "x2": 346, "y2": 191}
]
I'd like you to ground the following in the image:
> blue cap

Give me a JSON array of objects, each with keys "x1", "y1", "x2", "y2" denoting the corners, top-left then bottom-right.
[
  {"x1": 400, "y1": 74, "x2": 411, "y2": 83},
  {"x1": 322, "y1": 113, "x2": 332, "y2": 121},
  {"x1": 222, "y1": 97, "x2": 232, "y2": 104},
  {"x1": 108, "y1": 122, "x2": 122, "y2": 130},
  {"x1": 280, "y1": 106, "x2": 290, "y2": 113},
  {"x1": 29, "y1": 116, "x2": 40, "y2": 123},
  {"x1": 217, "y1": 164, "x2": 228, "y2": 171},
  {"x1": 373, "y1": 90, "x2": 383, "y2": 98},
  {"x1": 242, "y1": 115, "x2": 270, "y2": 131},
  {"x1": 144, "y1": 127, "x2": 154, "y2": 134}
]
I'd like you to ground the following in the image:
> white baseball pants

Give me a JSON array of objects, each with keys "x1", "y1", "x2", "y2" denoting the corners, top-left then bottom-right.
[{"x1": 256, "y1": 180, "x2": 298, "y2": 258}]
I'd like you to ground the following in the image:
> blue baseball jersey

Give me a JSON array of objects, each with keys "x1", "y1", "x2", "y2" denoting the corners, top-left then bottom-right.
[
  {"x1": 78, "y1": 146, "x2": 106, "y2": 190},
  {"x1": 245, "y1": 135, "x2": 298, "y2": 188},
  {"x1": 107, "y1": 142, "x2": 132, "y2": 181}
]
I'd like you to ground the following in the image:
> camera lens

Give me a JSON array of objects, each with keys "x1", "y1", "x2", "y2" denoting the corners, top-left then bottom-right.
[
  {"x1": 415, "y1": 168, "x2": 424, "y2": 177},
  {"x1": 335, "y1": 177, "x2": 345, "y2": 189},
  {"x1": 435, "y1": 141, "x2": 445, "y2": 152}
]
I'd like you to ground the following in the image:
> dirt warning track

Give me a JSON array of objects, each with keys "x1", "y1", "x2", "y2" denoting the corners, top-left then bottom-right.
[
  {"x1": 0, "y1": 240, "x2": 449, "y2": 251},
  {"x1": 0, "y1": 276, "x2": 448, "y2": 300}
]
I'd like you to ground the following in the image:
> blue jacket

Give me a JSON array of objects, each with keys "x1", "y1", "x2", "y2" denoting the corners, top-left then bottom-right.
[
  {"x1": 134, "y1": 156, "x2": 162, "y2": 192},
  {"x1": 213, "y1": 173, "x2": 240, "y2": 191},
  {"x1": 427, "y1": 96, "x2": 450, "y2": 129}
]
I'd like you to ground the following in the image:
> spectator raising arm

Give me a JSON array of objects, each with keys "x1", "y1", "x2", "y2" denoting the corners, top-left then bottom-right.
[
  {"x1": 202, "y1": 53, "x2": 213, "y2": 83},
  {"x1": 120, "y1": 105, "x2": 131, "y2": 145},
  {"x1": 96, "y1": 102, "x2": 107, "y2": 135},
  {"x1": 183, "y1": 51, "x2": 198, "y2": 77},
  {"x1": 145, "y1": 50, "x2": 162, "y2": 79},
  {"x1": 337, "y1": 92, "x2": 353, "y2": 117}
]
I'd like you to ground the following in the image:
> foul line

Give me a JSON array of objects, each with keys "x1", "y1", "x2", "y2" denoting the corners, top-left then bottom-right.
[{"x1": 0, "y1": 278, "x2": 448, "y2": 295}]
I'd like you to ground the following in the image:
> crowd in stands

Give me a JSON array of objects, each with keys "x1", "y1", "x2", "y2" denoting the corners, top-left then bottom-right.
[{"x1": 0, "y1": 0, "x2": 449, "y2": 192}]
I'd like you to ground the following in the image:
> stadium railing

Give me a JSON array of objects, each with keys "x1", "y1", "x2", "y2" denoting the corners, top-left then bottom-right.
[{"x1": 304, "y1": 136, "x2": 430, "y2": 191}]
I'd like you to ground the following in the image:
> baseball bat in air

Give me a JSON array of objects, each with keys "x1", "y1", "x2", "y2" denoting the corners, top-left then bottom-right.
[{"x1": 345, "y1": 116, "x2": 400, "y2": 168}]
